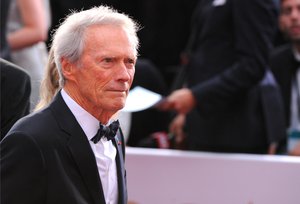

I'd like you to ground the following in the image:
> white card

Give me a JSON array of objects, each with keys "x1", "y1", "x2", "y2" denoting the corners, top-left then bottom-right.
[
  {"x1": 122, "y1": 86, "x2": 162, "y2": 112},
  {"x1": 212, "y1": 0, "x2": 226, "y2": 6}
]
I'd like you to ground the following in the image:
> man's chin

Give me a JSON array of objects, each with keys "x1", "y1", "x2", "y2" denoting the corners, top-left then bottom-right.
[{"x1": 111, "y1": 101, "x2": 126, "y2": 112}]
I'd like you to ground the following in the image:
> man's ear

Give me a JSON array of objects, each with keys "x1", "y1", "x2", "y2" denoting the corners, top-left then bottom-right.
[{"x1": 61, "y1": 57, "x2": 75, "y2": 81}]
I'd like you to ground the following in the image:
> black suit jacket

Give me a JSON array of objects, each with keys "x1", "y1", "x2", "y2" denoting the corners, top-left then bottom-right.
[
  {"x1": 270, "y1": 44, "x2": 298, "y2": 127},
  {"x1": 127, "y1": 58, "x2": 171, "y2": 147},
  {"x1": 0, "y1": 92, "x2": 127, "y2": 204},
  {"x1": 0, "y1": 58, "x2": 31, "y2": 140},
  {"x1": 183, "y1": 0, "x2": 277, "y2": 153}
]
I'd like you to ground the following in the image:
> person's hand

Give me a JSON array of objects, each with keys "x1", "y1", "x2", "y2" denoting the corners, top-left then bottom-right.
[
  {"x1": 267, "y1": 142, "x2": 277, "y2": 155},
  {"x1": 289, "y1": 141, "x2": 300, "y2": 156},
  {"x1": 180, "y1": 52, "x2": 190, "y2": 65},
  {"x1": 169, "y1": 114, "x2": 186, "y2": 149},
  {"x1": 157, "y1": 88, "x2": 196, "y2": 114}
]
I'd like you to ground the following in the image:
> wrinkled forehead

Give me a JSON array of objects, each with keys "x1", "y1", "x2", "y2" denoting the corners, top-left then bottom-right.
[
  {"x1": 84, "y1": 24, "x2": 138, "y2": 56},
  {"x1": 279, "y1": 0, "x2": 300, "y2": 13}
]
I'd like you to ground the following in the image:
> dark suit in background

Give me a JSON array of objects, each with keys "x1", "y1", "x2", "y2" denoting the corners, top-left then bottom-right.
[
  {"x1": 183, "y1": 0, "x2": 277, "y2": 153},
  {"x1": 269, "y1": 0, "x2": 300, "y2": 156},
  {"x1": 270, "y1": 44, "x2": 297, "y2": 127},
  {"x1": 127, "y1": 58, "x2": 171, "y2": 147},
  {"x1": 0, "y1": 59, "x2": 31, "y2": 140},
  {"x1": 0, "y1": 0, "x2": 31, "y2": 140},
  {"x1": 121, "y1": 0, "x2": 198, "y2": 88},
  {"x1": 1, "y1": 93, "x2": 127, "y2": 204}
]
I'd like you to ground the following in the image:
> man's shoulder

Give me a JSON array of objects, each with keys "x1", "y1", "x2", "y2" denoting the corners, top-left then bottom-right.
[
  {"x1": 0, "y1": 58, "x2": 30, "y2": 80},
  {"x1": 8, "y1": 108, "x2": 55, "y2": 134},
  {"x1": 0, "y1": 107, "x2": 63, "y2": 157},
  {"x1": 6, "y1": 94, "x2": 74, "y2": 138},
  {"x1": 0, "y1": 59, "x2": 31, "y2": 91}
]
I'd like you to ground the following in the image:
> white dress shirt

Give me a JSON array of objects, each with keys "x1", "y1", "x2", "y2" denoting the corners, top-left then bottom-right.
[{"x1": 61, "y1": 89, "x2": 118, "y2": 204}]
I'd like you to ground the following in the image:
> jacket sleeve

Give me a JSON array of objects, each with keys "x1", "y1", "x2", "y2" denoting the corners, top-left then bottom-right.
[
  {"x1": 1, "y1": 132, "x2": 46, "y2": 204},
  {"x1": 191, "y1": 0, "x2": 277, "y2": 114}
]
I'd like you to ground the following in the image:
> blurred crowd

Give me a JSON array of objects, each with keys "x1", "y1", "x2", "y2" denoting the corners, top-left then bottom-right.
[{"x1": 1, "y1": 0, "x2": 300, "y2": 156}]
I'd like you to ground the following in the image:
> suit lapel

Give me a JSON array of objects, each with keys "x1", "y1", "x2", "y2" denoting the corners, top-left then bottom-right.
[
  {"x1": 112, "y1": 129, "x2": 127, "y2": 204},
  {"x1": 67, "y1": 135, "x2": 106, "y2": 204},
  {"x1": 50, "y1": 92, "x2": 105, "y2": 204}
]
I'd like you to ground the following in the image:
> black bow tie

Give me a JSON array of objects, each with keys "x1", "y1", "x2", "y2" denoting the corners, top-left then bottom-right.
[{"x1": 91, "y1": 120, "x2": 120, "y2": 144}]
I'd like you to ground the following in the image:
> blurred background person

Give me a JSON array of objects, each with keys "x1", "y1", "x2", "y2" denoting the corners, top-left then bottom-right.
[
  {"x1": 1, "y1": 0, "x2": 31, "y2": 140},
  {"x1": 126, "y1": 58, "x2": 171, "y2": 147},
  {"x1": 119, "y1": 0, "x2": 199, "y2": 88},
  {"x1": 158, "y1": 0, "x2": 282, "y2": 154},
  {"x1": 6, "y1": 0, "x2": 51, "y2": 111},
  {"x1": 270, "y1": 0, "x2": 300, "y2": 156},
  {"x1": 0, "y1": 58, "x2": 31, "y2": 140}
]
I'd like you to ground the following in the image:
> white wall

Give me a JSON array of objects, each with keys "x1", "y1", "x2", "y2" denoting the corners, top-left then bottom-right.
[{"x1": 125, "y1": 147, "x2": 300, "y2": 204}]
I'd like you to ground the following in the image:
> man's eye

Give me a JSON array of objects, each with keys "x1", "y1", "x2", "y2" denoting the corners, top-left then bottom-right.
[
  {"x1": 282, "y1": 8, "x2": 292, "y2": 15},
  {"x1": 99, "y1": 58, "x2": 114, "y2": 68},
  {"x1": 125, "y1": 58, "x2": 135, "y2": 66},
  {"x1": 103, "y1": 58, "x2": 113, "y2": 63}
]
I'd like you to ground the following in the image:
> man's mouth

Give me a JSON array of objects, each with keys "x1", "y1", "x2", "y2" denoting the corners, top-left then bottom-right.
[{"x1": 290, "y1": 25, "x2": 300, "y2": 35}]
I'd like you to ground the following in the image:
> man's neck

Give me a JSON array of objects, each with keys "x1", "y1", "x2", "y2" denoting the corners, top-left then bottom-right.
[{"x1": 63, "y1": 86, "x2": 115, "y2": 124}]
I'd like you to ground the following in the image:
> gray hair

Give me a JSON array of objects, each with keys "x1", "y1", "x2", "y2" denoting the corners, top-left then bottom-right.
[{"x1": 51, "y1": 6, "x2": 140, "y2": 86}]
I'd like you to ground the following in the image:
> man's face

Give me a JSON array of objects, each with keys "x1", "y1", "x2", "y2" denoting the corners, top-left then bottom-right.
[
  {"x1": 65, "y1": 25, "x2": 136, "y2": 114},
  {"x1": 280, "y1": 0, "x2": 300, "y2": 42}
]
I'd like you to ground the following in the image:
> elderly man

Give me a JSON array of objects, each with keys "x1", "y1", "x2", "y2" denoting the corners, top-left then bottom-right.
[{"x1": 1, "y1": 6, "x2": 139, "y2": 204}]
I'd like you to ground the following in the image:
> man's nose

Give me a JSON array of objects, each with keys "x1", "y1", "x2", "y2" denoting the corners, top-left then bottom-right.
[
  {"x1": 116, "y1": 62, "x2": 131, "y2": 82},
  {"x1": 291, "y1": 8, "x2": 300, "y2": 20}
]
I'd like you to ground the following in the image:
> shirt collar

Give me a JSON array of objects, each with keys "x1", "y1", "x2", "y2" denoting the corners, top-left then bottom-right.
[
  {"x1": 61, "y1": 89, "x2": 99, "y2": 140},
  {"x1": 292, "y1": 46, "x2": 300, "y2": 62}
]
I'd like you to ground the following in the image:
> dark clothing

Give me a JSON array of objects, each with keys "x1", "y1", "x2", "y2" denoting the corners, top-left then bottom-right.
[
  {"x1": 0, "y1": 92, "x2": 127, "y2": 204},
  {"x1": 0, "y1": 58, "x2": 31, "y2": 140},
  {"x1": 270, "y1": 44, "x2": 299, "y2": 127},
  {"x1": 127, "y1": 59, "x2": 171, "y2": 147},
  {"x1": 184, "y1": 0, "x2": 278, "y2": 153},
  {"x1": 0, "y1": 0, "x2": 11, "y2": 60},
  {"x1": 125, "y1": 0, "x2": 198, "y2": 85},
  {"x1": 47, "y1": 0, "x2": 197, "y2": 88}
]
